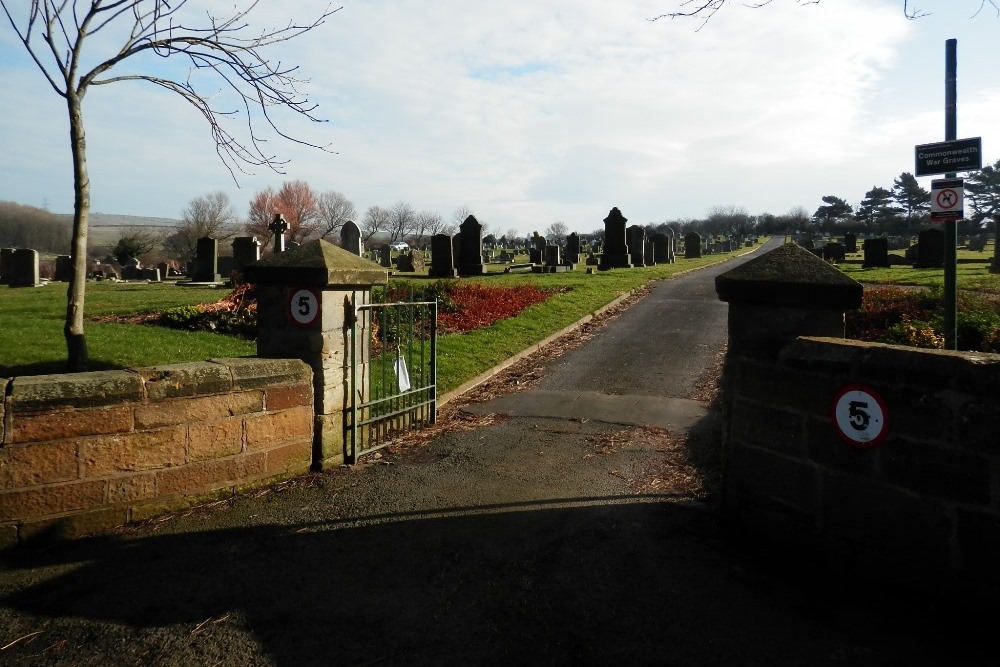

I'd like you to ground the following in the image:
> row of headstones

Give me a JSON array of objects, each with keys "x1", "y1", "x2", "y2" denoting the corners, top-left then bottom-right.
[{"x1": 858, "y1": 229, "x2": 947, "y2": 268}]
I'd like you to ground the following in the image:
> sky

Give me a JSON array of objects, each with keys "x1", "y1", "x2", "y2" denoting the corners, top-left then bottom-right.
[{"x1": 0, "y1": 0, "x2": 998, "y2": 237}]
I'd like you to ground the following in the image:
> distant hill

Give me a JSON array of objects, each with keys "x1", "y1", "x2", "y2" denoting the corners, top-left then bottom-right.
[{"x1": 55, "y1": 212, "x2": 181, "y2": 228}]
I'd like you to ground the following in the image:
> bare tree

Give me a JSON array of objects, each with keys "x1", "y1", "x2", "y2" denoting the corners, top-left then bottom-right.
[
  {"x1": 387, "y1": 201, "x2": 417, "y2": 242},
  {"x1": 1, "y1": 1, "x2": 337, "y2": 371},
  {"x1": 544, "y1": 221, "x2": 569, "y2": 243},
  {"x1": 652, "y1": 0, "x2": 998, "y2": 26},
  {"x1": 412, "y1": 211, "x2": 442, "y2": 247},
  {"x1": 317, "y1": 190, "x2": 356, "y2": 240},
  {"x1": 112, "y1": 225, "x2": 161, "y2": 264},
  {"x1": 361, "y1": 205, "x2": 390, "y2": 244},
  {"x1": 452, "y1": 205, "x2": 473, "y2": 227},
  {"x1": 164, "y1": 191, "x2": 237, "y2": 260},
  {"x1": 245, "y1": 187, "x2": 280, "y2": 251}
]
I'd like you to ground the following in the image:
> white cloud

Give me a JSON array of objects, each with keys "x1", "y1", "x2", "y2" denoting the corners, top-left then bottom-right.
[{"x1": 1, "y1": 0, "x2": 997, "y2": 234}]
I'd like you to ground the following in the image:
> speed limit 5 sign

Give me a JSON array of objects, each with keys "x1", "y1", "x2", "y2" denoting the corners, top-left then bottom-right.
[
  {"x1": 832, "y1": 385, "x2": 889, "y2": 448},
  {"x1": 288, "y1": 288, "x2": 321, "y2": 328}
]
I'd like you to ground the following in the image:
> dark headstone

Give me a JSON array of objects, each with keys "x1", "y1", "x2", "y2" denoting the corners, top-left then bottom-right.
[
  {"x1": 429, "y1": 233, "x2": 458, "y2": 278},
  {"x1": 9, "y1": 248, "x2": 40, "y2": 287},
  {"x1": 823, "y1": 243, "x2": 846, "y2": 263},
  {"x1": 844, "y1": 232, "x2": 858, "y2": 254},
  {"x1": 599, "y1": 207, "x2": 633, "y2": 269},
  {"x1": 458, "y1": 216, "x2": 486, "y2": 276},
  {"x1": 968, "y1": 235, "x2": 987, "y2": 252},
  {"x1": 340, "y1": 220, "x2": 362, "y2": 256},
  {"x1": 396, "y1": 251, "x2": 425, "y2": 273},
  {"x1": 0, "y1": 247, "x2": 14, "y2": 284},
  {"x1": 627, "y1": 225, "x2": 646, "y2": 267},
  {"x1": 379, "y1": 246, "x2": 392, "y2": 268},
  {"x1": 565, "y1": 232, "x2": 581, "y2": 265},
  {"x1": 121, "y1": 257, "x2": 141, "y2": 280},
  {"x1": 54, "y1": 255, "x2": 73, "y2": 282},
  {"x1": 193, "y1": 237, "x2": 221, "y2": 282},
  {"x1": 684, "y1": 232, "x2": 702, "y2": 259},
  {"x1": 862, "y1": 238, "x2": 890, "y2": 268},
  {"x1": 652, "y1": 233, "x2": 669, "y2": 263},
  {"x1": 914, "y1": 228, "x2": 945, "y2": 268},
  {"x1": 232, "y1": 236, "x2": 262, "y2": 271}
]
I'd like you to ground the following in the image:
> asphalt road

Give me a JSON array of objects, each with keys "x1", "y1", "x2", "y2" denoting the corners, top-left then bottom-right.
[{"x1": 0, "y1": 240, "x2": 990, "y2": 666}]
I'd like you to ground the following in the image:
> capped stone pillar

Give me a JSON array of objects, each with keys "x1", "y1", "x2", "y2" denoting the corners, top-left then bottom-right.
[
  {"x1": 715, "y1": 242, "x2": 863, "y2": 358},
  {"x1": 244, "y1": 239, "x2": 388, "y2": 468}
]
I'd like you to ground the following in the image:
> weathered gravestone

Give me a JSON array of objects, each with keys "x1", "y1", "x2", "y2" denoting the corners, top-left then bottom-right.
[
  {"x1": 452, "y1": 234, "x2": 461, "y2": 269},
  {"x1": 379, "y1": 246, "x2": 392, "y2": 268},
  {"x1": 529, "y1": 232, "x2": 545, "y2": 264},
  {"x1": 599, "y1": 207, "x2": 633, "y2": 270},
  {"x1": 968, "y1": 235, "x2": 987, "y2": 252},
  {"x1": 823, "y1": 242, "x2": 846, "y2": 263},
  {"x1": 193, "y1": 237, "x2": 222, "y2": 282},
  {"x1": 232, "y1": 236, "x2": 262, "y2": 273},
  {"x1": 627, "y1": 225, "x2": 646, "y2": 267},
  {"x1": 429, "y1": 234, "x2": 458, "y2": 278},
  {"x1": 0, "y1": 247, "x2": 13, "y2": 284},
  {"x1": 914, "y1": 228, "x2": 945, "y2": 268},
  {"x1": 533, "y1": 244, "x2": 568, "y2": 273},
  {"x1": 565, "y1": 232, "x2": 581, "y2": 265},
  {"x1": 121, "y1": 257, "x2": 142, "y2": 280},
  {"x1": 665, "y1": 228, "x2": 676, "y2": 263},
  {"x1": 54, "y1": 255, "x2": 73, "y2": 282},
  {"x1": 652, "y1": 233, "x2": 670, "y2": 263},
  {"x1": 862, "y1": 238, "x2": 890, "y2": 268},
  {"x1": 395, "y1": 251, "x2": 425, "y2": 273},
  {"x1": 9, "y1": 248, "x2": 40, "y2": 287},
  {"x1": 340, "y1": 221, "x2": 362, "y2": 256},
  {"x1": 684, "y1": 232, "x2": 702, "y2": 259},
  {"x1": 844, "y1": 232, "x2": 858, "y2": 254},
  {"x1": 645, "y1": 239, "x2": 656, "y2": 266},
  {"x1": 458, "y1": 216, "x2": 486, "y2": 276}
]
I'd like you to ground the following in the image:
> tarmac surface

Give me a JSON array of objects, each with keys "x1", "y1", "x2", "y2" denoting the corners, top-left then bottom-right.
[{"x1": 0, "y1": 239, "x2": 991, "y2": 666}]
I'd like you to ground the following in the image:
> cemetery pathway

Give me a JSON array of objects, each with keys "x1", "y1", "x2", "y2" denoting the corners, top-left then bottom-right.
[{"x1": 0, "y1": 237, "x2": 989, "y2": 666}]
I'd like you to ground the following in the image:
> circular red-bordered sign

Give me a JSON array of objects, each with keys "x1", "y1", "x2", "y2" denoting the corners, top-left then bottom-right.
[
  {"x1": 831, "y1": 385, "x2": 889, "y2": 449},
  {"x1": 935, "y1": 188, "x2": 959, "y2": 210},
  {"x1": 288, "y1": 288, "x2": 321, "y2": 329}
]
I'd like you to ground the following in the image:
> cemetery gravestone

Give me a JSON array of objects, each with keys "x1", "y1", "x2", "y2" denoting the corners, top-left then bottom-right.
[
  {"x1": 54, "y1": 255, "x2": 73, "y2": 282},
  {"x1": 863, "y1": 238, "x2": 890, "y2": 268},
  {"x1": 269, "y1": 214, "x2": 289, "y2": 254},
  {"x1": 684, "y1": 232, "x2": 702, "y2": 259},
  {"x1": 0, "y1": 247, "x2": 13, "y2": 284},
  {"x1": 565, "y1": 232, "x2": 581, "y2": 265},
  {"x1": 914, "y1": 228, "x2": 944, "y2": 268},
  {"x1": 10, "y1": 248, "x2": 40, "y2": 287},
  {"x1": 458, "y1": 216, "x2": 486, "y2": 276},
  {"x1": 121, "y1": 257, "x2": 142, "y2": 280},
  {"x1": 823, "y1": 243, "x2": 846, "y2": 264},
  {"x1": 627, "y1": 225, "x2": 646, "y2": 267},
  {"x1": 844, "y1": 232, "x2": 858, "y2": 254},
  {"x1": 380, "y1": 246, "x2": 392, "y2": 268},
  {"x1": 232, "y1": 236, "x2": 262, "y2": 272},
  {"x1": 429, "y1": 234, "x2": 458, "y2": 278},
  {"x1": 194, "y1": 237, "x2": 222, "y2": 282},
  {"x1": 340, "y1": 220, "x2": 363, "y2": 256},
  {"x1": 652, "y1": 233, "x2": 669, "y2": 263},
  {"x1": 645, "y1": 239, "x2": 656, "y2": 267},
  {"x1": 599, "y1": 207, "x2": 633, "y2": 270}
]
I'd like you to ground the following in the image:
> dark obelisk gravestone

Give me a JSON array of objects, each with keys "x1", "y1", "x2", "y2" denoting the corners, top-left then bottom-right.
[
  {"x1": 458, "y1": 216, "x2": 486, "y2": 276},
  {"x1": 599, "y1": 207, "x2": 632, "y2": 270}
]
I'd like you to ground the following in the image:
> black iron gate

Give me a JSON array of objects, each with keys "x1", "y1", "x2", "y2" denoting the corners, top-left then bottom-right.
[{"x1": 346, "y1": 293, "x2": 437, "y2": 463}]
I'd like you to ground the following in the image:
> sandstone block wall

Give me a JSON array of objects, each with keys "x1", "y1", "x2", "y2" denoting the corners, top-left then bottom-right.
[
  {"x1": 1, "y1": 358, "x2": 313, "y2": 548},
  {"x1": 722, "y1": 336, "x2": 1000, "y2": 599}
]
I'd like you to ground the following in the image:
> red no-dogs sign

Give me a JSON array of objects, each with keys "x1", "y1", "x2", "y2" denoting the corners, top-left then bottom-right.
[
  {"x1": 288, "y1": 288, "x2": 321, "y2": 328},
  {"x1": 831, "y1": 385, "x2": 889, "y2": 449}
]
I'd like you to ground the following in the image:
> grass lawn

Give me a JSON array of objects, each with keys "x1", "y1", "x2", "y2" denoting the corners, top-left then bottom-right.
[
  {"x1": 0, "y1": 282, "x2": 254, "y2": 376},
  {"x1": 0, "y1": 244, "x2": 765, "y2": 389}
]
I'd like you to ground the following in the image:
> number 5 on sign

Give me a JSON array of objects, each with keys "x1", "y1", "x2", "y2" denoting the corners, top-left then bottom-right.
[
  {"x1": 288, "y1": 288, "x2": 321, "y2": 328},
  {"x1": 832, "y1": 385, "x2": 889, "y2": 449}
]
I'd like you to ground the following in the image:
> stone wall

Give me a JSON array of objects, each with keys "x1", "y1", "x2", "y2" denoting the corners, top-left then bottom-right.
[
  {"x1": 1, "y1": 358, "x2": 313, "y2": 548},
  {"x1": 721, "y1": 336, "x2": 1000, "y2": 599}
]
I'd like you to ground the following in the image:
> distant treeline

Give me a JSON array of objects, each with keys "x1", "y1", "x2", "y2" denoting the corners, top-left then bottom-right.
[{"x1": 0, "y1": 201, "x2": 72, "y2": 254}]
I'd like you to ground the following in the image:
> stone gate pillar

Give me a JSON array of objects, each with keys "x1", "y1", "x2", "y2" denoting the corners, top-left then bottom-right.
[{"x1": 244, "y1": 239, "x2": 388, "y2": 468}]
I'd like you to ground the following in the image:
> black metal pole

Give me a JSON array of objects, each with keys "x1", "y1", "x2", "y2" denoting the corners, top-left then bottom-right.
[{"x1": 944, "y1": 39, "x2": 958, "y2": 350}]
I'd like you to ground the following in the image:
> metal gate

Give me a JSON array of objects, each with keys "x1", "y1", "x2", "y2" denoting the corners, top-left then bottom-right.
[{"x1": 346, "y1": 293, "x2": 437, "y2": 463}]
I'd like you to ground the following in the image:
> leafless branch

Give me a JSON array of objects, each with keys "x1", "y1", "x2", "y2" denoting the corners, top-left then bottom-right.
[{"x1": 649, "y1": 0, "x2": 998, "y2": 25}]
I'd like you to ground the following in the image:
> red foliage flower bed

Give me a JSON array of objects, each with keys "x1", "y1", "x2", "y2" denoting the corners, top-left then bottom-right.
[{"x1": 438, "y1": 283, "x2": 557, "y2": 333}]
